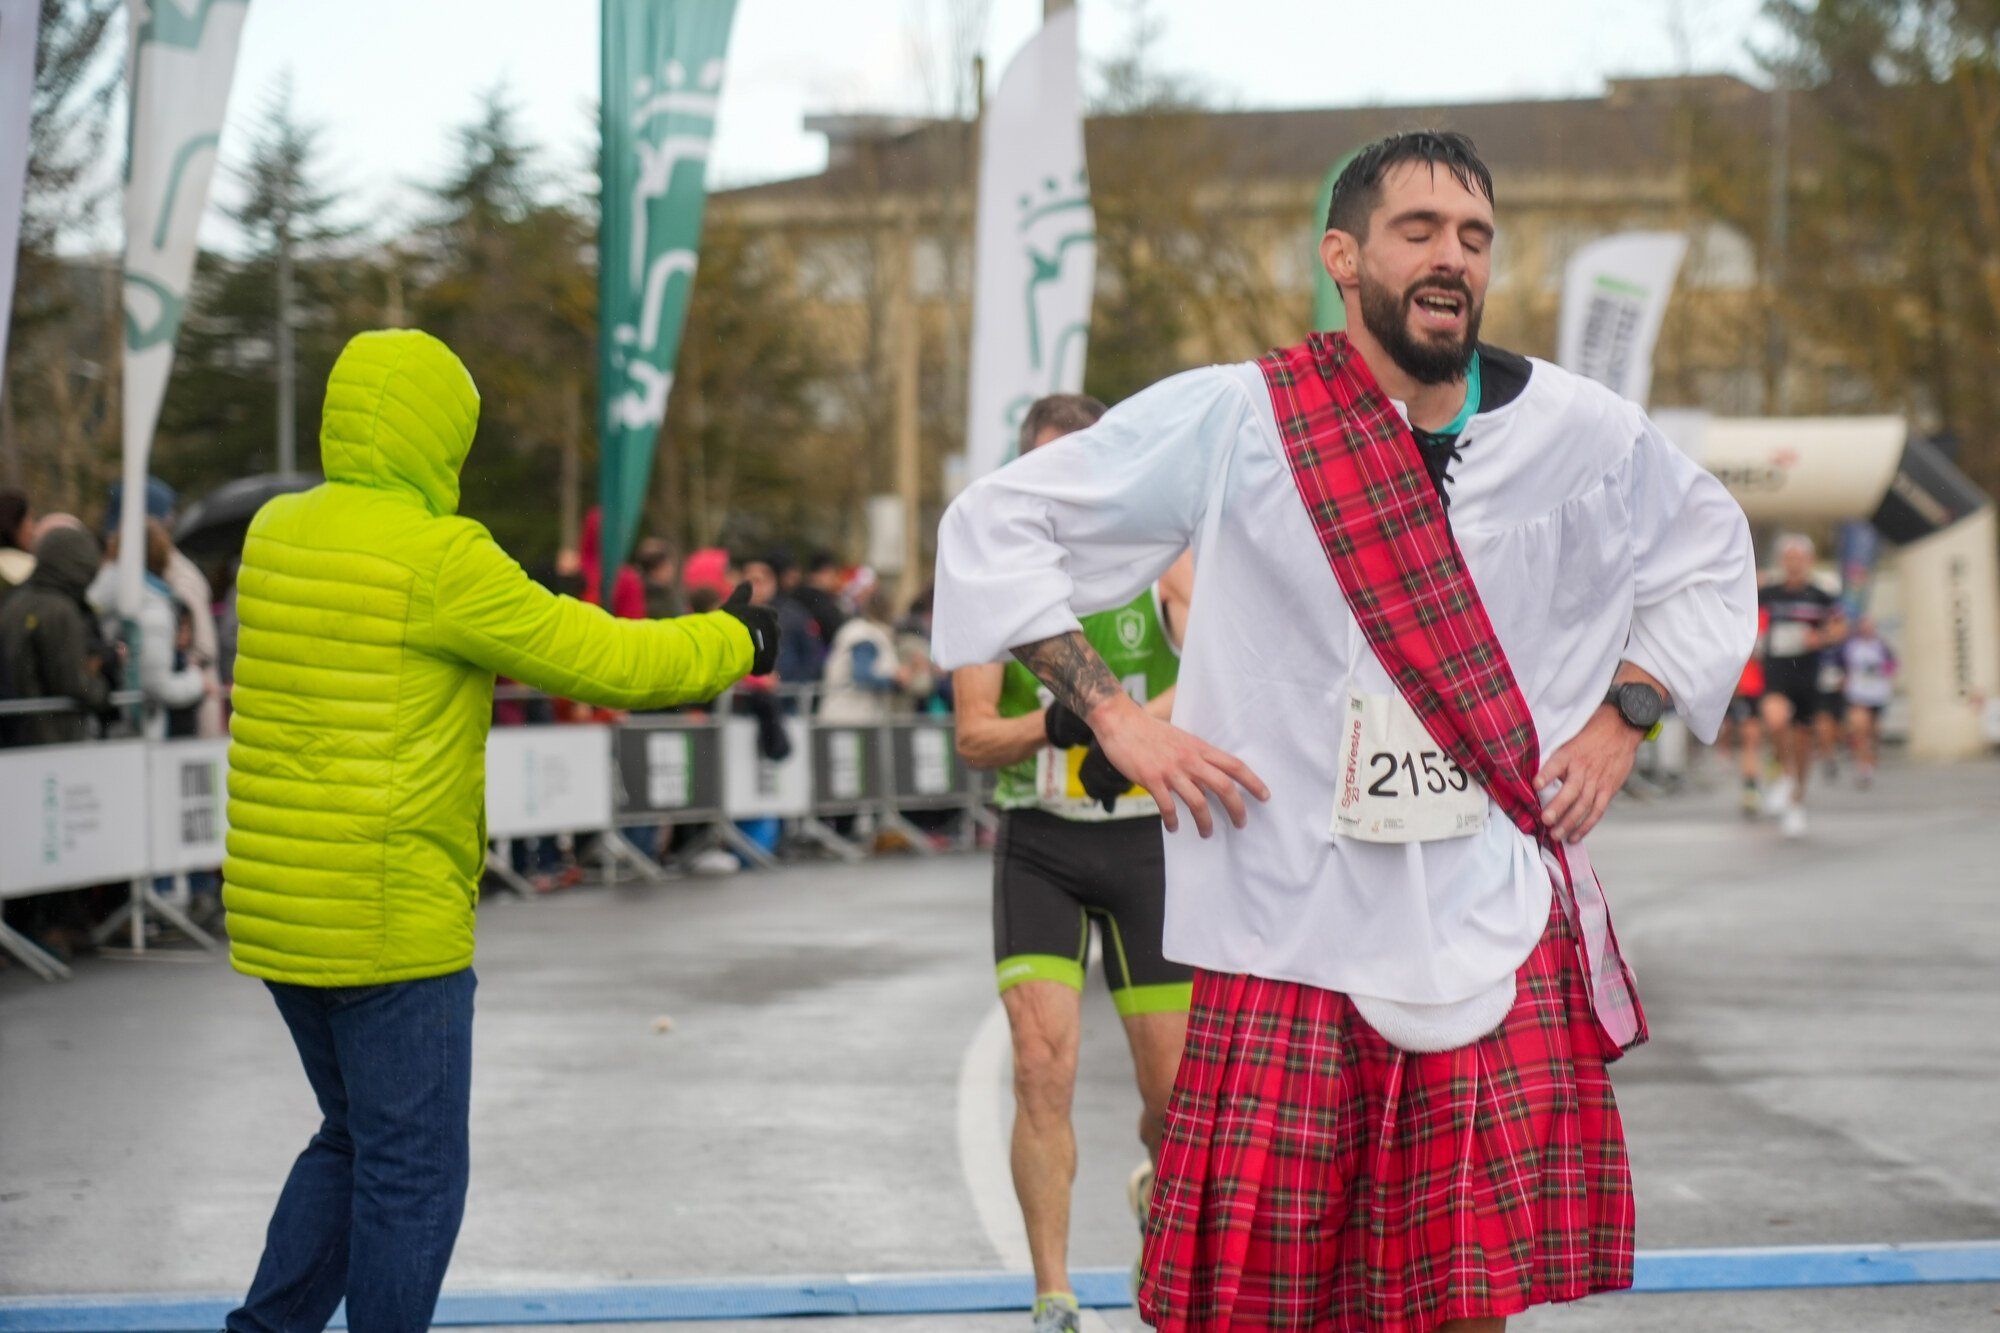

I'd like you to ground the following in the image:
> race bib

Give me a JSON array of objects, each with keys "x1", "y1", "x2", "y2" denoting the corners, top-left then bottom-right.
[
  {"x1": 1033, "y1": 675, "x2": 1152, "y2": 819},
  {"x1": 1767, "y1": 621, "x2": 1811, "y2": 658},
  {"x1": 1333, "y1": 691, "x2": 1487, "y2": 843}
]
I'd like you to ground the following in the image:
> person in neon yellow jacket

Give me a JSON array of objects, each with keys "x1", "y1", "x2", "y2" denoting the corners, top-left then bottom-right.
[{"x1": 220, "y1": 329, "x2": 777, "y2": 1333}]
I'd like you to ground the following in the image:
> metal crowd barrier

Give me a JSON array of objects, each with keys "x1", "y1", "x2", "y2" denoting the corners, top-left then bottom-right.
[
  {"x1": 0, "y1": 686, "x2": 1000, "y2": 983},
  {"x1": 0, "y1": 698, "x2": 227, "y2": 982},
  {"x1": 483, "y1": 684, "x2": 992, "y2": 882}
]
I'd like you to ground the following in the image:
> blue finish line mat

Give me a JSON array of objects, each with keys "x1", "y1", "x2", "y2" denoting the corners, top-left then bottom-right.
[{"x1": 6, "y1": 1242, "x2": 2000, "y2": 1330}]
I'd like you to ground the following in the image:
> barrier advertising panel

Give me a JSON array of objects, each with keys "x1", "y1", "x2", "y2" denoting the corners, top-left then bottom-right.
[
  {"x1": 613, "y1": 718, "x2": 724, "y2": 823},
  {"x1": 486, "y1": 725, "x2": 614, "y2": 839},
  {"x1": 810, "y1": 725, "x2": 885, "y2": 814},
  {"x1": 887, "y1": 720, "x2": 968, "y2": 809},
  {"x1": 0, "y1": 741, "x2": 150, "y2": 898},
  {"x1": 721, "y1": 716, "x2": 811, "y2": 818},
  {"x1": 148, "y1": 738, "x2": 229, "y2": 875}
]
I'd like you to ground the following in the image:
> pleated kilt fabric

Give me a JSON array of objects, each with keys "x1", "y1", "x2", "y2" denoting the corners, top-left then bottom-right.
[{"x1": 1136, "y1": 905, "x2": 1633, "y2": 1332}]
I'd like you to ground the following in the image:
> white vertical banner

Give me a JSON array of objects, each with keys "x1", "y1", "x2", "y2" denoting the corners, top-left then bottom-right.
[
  {"x1": 0, "y1": 0, "x2": 39, "y2": 415},
  {"x1": 1556, "y1": 231, "x2": 1687, "y2": 408},
  {"x1": 119, "y1": 0, "x2": 250, "y2": 616},
  {"x1": 962, "y1": 8, "x2": 1094, "y2": 483}
]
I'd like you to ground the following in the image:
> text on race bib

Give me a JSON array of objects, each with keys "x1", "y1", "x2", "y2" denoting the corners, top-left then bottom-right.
[{"x1": 1333, "y1": 691, "x2": 1488, "y2": 844}]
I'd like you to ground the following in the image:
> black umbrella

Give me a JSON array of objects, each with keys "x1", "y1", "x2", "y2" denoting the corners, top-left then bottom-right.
[{"x1": 173, "y1": 473, "x2": 318, "y2": 565}]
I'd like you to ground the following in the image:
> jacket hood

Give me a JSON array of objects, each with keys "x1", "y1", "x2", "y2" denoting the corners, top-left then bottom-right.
[
  {"x1": 319, "y1": 329, "x2": 480, "y2": 516},
  {"x1": 27, "y1": 526, "x2": 102, "y2": 599}
]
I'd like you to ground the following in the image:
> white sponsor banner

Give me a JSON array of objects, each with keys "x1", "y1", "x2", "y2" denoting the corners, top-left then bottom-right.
[
  {"x1": 0, "y1": 741, "x2": 152, "y2": 899},
  {"x1": 1895, "y1": 506, "x2": 2000, "y2": 762},
  {"x1": 486, "y1": 725, "x2": 614, "y2": 839},
  {"x1": 962, "y1": 9, "x2": 1094, "y2": 483},
  {"x1": 118, "y1": 0, "x2": 250, "y2": 618},
  {"x1": 721, "y1": 716, "x2": 810, "y2": 818},
  {"x1": 1556, "y1": 231, "x2": 1687, "y2": 408},
  {"x1": 0, "y1": 0, "x2": 37, "y2": 416},
  {"x1": 1675, "y1": 414, "x2": 1907, "y2": 526},
  {"x1": 148, "y1": 737, "x2": 229, "y2": 874}
]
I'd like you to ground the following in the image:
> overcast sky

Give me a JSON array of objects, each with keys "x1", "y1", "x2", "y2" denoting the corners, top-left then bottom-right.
[{"x1": 203, "y1": 0, "x2": 1775, "y2": 248}]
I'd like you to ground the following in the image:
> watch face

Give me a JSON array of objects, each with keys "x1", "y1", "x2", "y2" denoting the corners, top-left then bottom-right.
[{"x1": 1620, "y1": 683, "x2": 1665, "y2": 728}]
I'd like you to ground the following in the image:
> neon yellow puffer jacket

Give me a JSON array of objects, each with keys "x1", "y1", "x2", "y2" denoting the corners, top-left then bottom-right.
[{"x1": 223, "y1": 329, "x2": 751, "y2": 986}]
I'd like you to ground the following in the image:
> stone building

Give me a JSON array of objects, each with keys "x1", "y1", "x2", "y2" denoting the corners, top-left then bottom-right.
[{"x1": 708, "y1": 74, "x2": 1793, "y2": 553}]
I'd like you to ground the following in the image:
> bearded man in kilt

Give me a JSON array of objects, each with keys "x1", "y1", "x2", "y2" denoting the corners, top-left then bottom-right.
[{"x1": 932, "y1": 131, "x2": 1757, "y2": 1331}]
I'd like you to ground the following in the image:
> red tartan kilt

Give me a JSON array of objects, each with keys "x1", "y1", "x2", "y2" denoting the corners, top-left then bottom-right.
[{"x1": 1137, "y1": 905, "x2": 1634, "y2": 1332}]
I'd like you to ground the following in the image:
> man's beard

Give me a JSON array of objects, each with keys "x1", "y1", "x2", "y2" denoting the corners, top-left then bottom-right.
[{"x1": 1357, "y1": 269, "x2": 1483, "y2": 386}]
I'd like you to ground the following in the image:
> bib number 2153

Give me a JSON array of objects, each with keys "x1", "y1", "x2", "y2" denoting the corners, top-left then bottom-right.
[{"x1": 1333, "y1": 691, "x2": 1487, "y2": 844}]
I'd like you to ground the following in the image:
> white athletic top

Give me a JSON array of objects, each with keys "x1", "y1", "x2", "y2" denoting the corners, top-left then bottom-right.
[{"x1": 932, "y1": 357, "x2": 1756, "y2": 1008}]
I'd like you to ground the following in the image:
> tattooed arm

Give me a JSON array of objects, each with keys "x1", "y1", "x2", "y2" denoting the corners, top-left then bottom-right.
[
  {"x1": 1009, "y1": 629, "x2": 1268, "y2": 837},
  {"x1": 1009, "y1": 631, "x2": 1124, "y2": 721}
]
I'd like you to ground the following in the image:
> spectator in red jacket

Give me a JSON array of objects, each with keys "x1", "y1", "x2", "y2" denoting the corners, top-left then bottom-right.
[{"x1": 580, "y1": 506, "x2": 647, "y2": 620}]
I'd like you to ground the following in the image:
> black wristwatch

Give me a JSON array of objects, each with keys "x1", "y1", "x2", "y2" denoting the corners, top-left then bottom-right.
[{"x1": 1604, "y1": 681, "x2": 1667, "y2": 737}]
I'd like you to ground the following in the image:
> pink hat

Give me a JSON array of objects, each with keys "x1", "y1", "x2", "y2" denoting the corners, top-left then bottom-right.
[{"x1": 682, "y1": 547, "x2": 733, "y2": 598}]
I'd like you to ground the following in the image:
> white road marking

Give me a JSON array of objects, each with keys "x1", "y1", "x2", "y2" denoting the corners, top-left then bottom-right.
[{"x1": 957, "y1": 998, "x2": 1031, "y2": 1271}]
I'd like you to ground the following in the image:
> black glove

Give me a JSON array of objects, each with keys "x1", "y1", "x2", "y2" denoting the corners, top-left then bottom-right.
[
  {"x1": 1042, "y1": 700, "x2": 1094, "y2": 750},
  {"x1": 1077, "y1": 740, "x2": 1131, "y2": 814},
  {"x1": 720, "y1": 581, "x2": 780, "y2": 675}
]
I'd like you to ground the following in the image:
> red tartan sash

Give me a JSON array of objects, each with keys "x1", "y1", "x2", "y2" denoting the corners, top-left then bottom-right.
[{"x1": 1258, "y1": 332, "x2": 1646, "y2": 1054}]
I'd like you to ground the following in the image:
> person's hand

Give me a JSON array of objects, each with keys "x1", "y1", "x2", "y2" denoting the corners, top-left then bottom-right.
[
  {"x1": 1089, "y1": 697, "x2": 1268, "y2": 837},
  {"x1": 1077, "y1": 740, "x2": 1129, "y2": 814},
  {"x1": 1042, "y1": 700, "x2": 1094, "y2": 749},
  {"x1": 720, "y1": 581, "x2": 780, "y2": 675},
  {"x1": 1535, "y1": 706, "x2": 1644, "y2": 844}
]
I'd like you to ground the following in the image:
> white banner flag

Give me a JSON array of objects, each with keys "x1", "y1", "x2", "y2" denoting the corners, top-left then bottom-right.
[
  {"x1": 0, "y1": 0, "x2": 39, "y2": 416},
  {"x1": 119, "y1": 0, "x2": 249, "y2": 616},
  {"x1": 1556, "y1": 231, "x2": 1687, "y2": 408},
  {"x1": 962, "y1": 8, "x2": 1094, "y2": 484}
]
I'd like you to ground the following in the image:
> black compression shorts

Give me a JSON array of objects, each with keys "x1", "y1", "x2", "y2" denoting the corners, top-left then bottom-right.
[
  {"x1": 1763, "y1": 659, "x2": 1820, "y2": 723},
  {"x1": 991, "y1": 808, "x2": 1191, "y2": 1016}
]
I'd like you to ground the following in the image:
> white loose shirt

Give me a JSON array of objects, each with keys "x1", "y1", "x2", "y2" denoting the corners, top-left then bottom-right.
[{"x1": 933, "y1": 355, "x2": 1756, "y2": 1005}]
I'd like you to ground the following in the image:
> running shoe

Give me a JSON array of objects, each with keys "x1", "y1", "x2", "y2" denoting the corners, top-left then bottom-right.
[
  {"x1": 1127, "y1": 1161, "x2": 1156, "y2": 1300},
  {"x1": 1031, "y1": 1292, "x2": 1082, "y2": 1333},
  {"x1": 1739, "y1": 779, "x2": 1761, "y2": 818},
  {"x1": 1857, "y1": 764, "x2": 1876, "y2": 790},
  {"x1": 1782, "y1": 805, "x2": 1808, "y2": 839},
  {"x1": 1765, "y1": 775, "x2": 1795, "y2": 817},
  {"x1": 1128, "y1": 1160, "x2": 1156, "y2": 1223}
]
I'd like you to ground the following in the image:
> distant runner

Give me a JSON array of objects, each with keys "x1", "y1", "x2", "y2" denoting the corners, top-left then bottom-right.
[
  {"x1": 1758, "y1": 535, "x2": 1846, "y2": 838},
  {"x1": 1842, "y1": 614, "x2": 1898, "y2": 788}
]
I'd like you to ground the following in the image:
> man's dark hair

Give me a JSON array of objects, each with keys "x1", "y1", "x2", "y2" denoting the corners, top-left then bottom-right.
[
  {"x1": 1017, "y1": 393, "x2": 1108, "y2": 455},
  {"x1": 0, "y1": 489, "x2": 28, "y2": 548},
  {"x1": 1327, "y1": 131, "x2": 1495, "y2": 238},
  {"x1": 805, "y1": 550, "x2": 839, "y2": 576}
]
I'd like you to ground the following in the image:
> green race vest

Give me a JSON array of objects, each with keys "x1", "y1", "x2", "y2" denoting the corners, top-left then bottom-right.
[{"x1": 994, "y1": 589, "x2": 1180, "y2": 818}]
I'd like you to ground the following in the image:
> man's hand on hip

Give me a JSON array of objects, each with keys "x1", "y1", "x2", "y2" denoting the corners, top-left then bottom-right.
[
  {"x1": 1089, "y1": 695, "x2": 1269, "y2": 838},
  {"x1": 1535, "y1": 708, "x2": 1644, "y2": 844}
]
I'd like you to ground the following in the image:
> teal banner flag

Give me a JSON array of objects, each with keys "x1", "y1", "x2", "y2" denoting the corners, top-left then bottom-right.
[{"x1": 598, "y1": 0, "x2": 737, "y2": 599}]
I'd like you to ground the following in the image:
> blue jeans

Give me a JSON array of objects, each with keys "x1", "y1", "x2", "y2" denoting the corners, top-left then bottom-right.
[{"x1": 228, "y1": 969, "x2": 477, "y2": 1333}]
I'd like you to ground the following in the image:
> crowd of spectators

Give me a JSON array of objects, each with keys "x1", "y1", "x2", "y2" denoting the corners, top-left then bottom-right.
[
  {"x1": 0, "y1": 480, "x2": 234, "y2": 959},
  {"x1": 492, "y1": 511, "x2": 953, "y2": 884}
]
